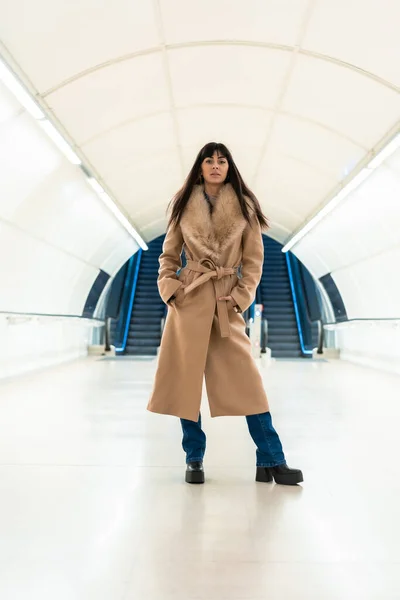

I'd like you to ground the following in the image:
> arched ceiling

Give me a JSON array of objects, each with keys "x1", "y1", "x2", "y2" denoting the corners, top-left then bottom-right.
[{"x1": 1, "y1": 0, "x2": 399, "y2": 243}]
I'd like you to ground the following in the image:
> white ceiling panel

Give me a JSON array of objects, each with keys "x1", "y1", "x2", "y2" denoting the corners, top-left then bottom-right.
[
  {"x1": 168, "y1": 45, "x2": 292, "y2": 109},
  {"x1": 83, "y1": 112, "x2": 177, "y2": 177},
  {"x1": 160, "y1": 0, "x2": 309, "y2": 47},
  {"x1": 282, "y1": 55, "x2": 400, "y2": 147},
  {"x1": 46, "y1": 53, "x2": 170, "y2": 145},
  {"x1": 0, "y1": 0, "x2": 159, "y2": 92},
  {"x1": 101, "y1": 153, "x2": 182, "y2": 216},
  {"x1": 177, "y1": 106, "x2": 272, "y2": 149},
  {"x1": 134, "y1": 204, "x2": 171, "y2": 229},
  {"x1": 255, "y1": 152, "x2": 334, "y2": 212},
  {"x1": 303, "y1": 0, "x2": 400, "y2": 88},
  {"x1": 0, "y1": 0, "x2": 399, "y2": 249},
  {"x1": 267, "y1": 222, "x2": 292, "y2": 243},
  {"x1": 177, "y1": 106, "x2": 273, "y2": 181},
  {"x1": 263, "y1": 204, "x2": 304, "y2": 232},
  {"x1": 267, "y1": 113, "x2": 366, "y2": 180},
  {"x1": 140, "y1": 218, "x2": 169, "y2": 243}
]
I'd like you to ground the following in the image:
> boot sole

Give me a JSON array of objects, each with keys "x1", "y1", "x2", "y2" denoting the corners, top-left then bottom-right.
[
  {"x1": 256, "y1": 467, "x2": 303, "y2": 485},
  {"x1": 271, "y1": 470, "x2": 303, "y2": 485},
  {"x1": 255, "y1": 467, "x2": 273, "y2": 483},
  {"x1": 185, "y1": 470, "x2": 205, "y2": 484}
]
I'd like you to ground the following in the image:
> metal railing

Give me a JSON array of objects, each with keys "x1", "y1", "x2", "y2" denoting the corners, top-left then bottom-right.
[
  {"x1": 110, "y1": 249, "x2": 143, "y2": 353},
  {"x1": 324, "y1": 317, "x2": 400, "y2": 328},
  {"x1": 285, "y1": 253, "x2": 325, "y2": 355},
  {"x1": 0, "y1": 310, "x2": 103, "y2": 324}
]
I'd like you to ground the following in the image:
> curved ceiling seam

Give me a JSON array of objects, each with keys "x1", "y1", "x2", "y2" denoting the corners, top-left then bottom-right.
[
  {"x1": 80, "y1": 103, "x2": 365, "y2": 151},
  {"x1": 103, "y1": 144, "x2": 337, "y2": 192},
  {"x1": 252, "y1": 0, "x2": 316, "y2": 187},
  {"x1": 276, "y1": 151, "x2": 341, "y2": 179},
  {"x1": 281, "y1": 120, "x2": 400, "y2": 245},
  {"x1": 41, "y1": 41, "x2": 400, "y2": 97},
  {"x1": 97, "y1": 149, "x2": 336, "y2": 193},
  {"x1": 152, "y1": 0, "x2": 185, "y2": 179}
]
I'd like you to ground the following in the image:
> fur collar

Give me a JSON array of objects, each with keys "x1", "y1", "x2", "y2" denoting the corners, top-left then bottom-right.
[{"x1": 180, "y1": 184, "x2": 250, "y2": 262}]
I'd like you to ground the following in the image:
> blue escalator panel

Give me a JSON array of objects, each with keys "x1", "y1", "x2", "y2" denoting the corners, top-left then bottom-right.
[
  {"x1": 125, "y1": 237, "x2": 165, "y2": 355},
  {"x1": 259, "y1": 236, "x2": 303, "y2": 358}
]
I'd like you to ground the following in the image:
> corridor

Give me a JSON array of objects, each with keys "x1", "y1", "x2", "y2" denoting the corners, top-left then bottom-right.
[{"x1": 0, "y1": 357, "x2": 398, "y2": 599}]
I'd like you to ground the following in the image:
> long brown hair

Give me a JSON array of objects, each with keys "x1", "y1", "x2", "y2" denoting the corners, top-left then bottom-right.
[{"x1": 168, "y1": 142, "x2": 269, "y2": 230}]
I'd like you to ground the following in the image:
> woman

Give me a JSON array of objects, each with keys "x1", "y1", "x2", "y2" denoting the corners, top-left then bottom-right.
[{"x1": 147, "y1": 142, "x2": 303, "y2": 486}]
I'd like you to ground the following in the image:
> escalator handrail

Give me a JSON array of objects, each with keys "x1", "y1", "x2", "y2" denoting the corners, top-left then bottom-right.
[
  {"x1": 112, "y1": 254, "x2": 136, "y2": 350},
  {"x1": 119, "y1": 249, "x2": 143, "y2": 353},
  {"x1": 0, "y1": 310, "x2": 103, "y2": 322},
  {"x1": 286, "y1": 253, "x2": 324, "y2": 355},
  {"x1": 285, "y1": 253, "x2": 316, "y2": 356}
]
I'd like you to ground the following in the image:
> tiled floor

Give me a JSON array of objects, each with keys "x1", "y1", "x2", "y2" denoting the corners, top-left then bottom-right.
[{"x1": 0, "y1": 356, "x2": 399, "y2": 599}]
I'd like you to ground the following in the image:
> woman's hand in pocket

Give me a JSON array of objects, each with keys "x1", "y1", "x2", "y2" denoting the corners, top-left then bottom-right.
[
  {"x1": 169, "y1": 286, "x2": 185, "y2": 307},
  {"x1": 218, "y1": 295, "x2": 239, "y2": 312}
]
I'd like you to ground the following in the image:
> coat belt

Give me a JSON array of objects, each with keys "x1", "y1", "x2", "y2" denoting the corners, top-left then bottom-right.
[{"x1": 183, "y1": 259, "x2": 240, "y2": 338}]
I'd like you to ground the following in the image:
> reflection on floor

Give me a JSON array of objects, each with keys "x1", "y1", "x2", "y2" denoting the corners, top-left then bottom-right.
[{"x1": 0, "y1": 356, "x2": 399, "y2": 599}]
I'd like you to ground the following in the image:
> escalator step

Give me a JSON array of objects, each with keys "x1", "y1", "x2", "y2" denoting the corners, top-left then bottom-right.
[
  {"x1": 125, "y1": 346, "x2": 157, "y2": 355},
  {"x1": 129, "y1": 324, "x2": 161, "y2": 332},
  {"x1": 268, "y1": 334, "x2": 299, "y2": 343},
  {"x1": 128, "y1": 337, "x2": 160, "y2": 346}
]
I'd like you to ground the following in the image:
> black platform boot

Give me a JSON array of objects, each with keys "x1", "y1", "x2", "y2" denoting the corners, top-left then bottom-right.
[
  {"x1": 256, "y1": 463, "x2": 303, "y2": 485},
  {"x1": 185, "y1": 461, "x2": 205, "y2": 484}
]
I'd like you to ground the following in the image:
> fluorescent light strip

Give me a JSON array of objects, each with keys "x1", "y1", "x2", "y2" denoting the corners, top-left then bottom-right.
[
  {"x1": 88, "y1": 178, "x2": 148, "y2": 250},
  {"x1": 282, "y1": 133, "x2": 400, "y2": 253},
  {"x1": 39, "y1": 120, "x2": 81, "y2": 165},
  {"x1": 0, "y1": 56, "x2": 82, "y2": 166},
  {"x1": 0, "y1": 56, "x2": 148, "y2": 250},
  {"x1": 87, "y1": 177, "x2": 105, "y2": 195},
  {"x1": 367, "y1": 132, "x2": 400, "y2": 169},
  {"x1": 0, "y1": 58, "x2": 45, "y2": 120}
]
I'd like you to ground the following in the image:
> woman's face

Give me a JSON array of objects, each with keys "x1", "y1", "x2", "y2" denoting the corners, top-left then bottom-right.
[{"x1": 200, "y1": 152, "x2": 229, "y2": 185}]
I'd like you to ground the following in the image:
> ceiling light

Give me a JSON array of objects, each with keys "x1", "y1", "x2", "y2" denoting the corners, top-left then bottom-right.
[
  {"x1": 87, "y1": 178, "x2": 148, "y2": 250},
  {"x1": 367, "y1": 132, "x2": 400, "y2": 169},
  {"x1": 0, "y1": 55, "x2": 147, "y2": 251},
  {"x1": 0, "y1": 58, "x2": 45, "y2": 120},
  {"x1": 87, "y1": 177, "x2": 105, "y2": 195},
  {"x1": 282, "y1": 132, "x2": 400, "y2": 253},
  {"x1": 39, "y1": 119, "x2": 81, "y2": 165}
]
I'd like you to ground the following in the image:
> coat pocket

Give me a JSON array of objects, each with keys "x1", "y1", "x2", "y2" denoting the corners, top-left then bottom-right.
[
  {"x1": 169, "y1": 285, "x2": 186, "y2": 308},
  {"x1": 226, "y1": 297, "x2": 239, "y2": 313}
]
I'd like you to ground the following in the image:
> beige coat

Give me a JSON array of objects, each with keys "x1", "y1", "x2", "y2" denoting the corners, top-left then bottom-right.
[{"x1": 147, "y1": 184, "x2": 269, "y2": 422}]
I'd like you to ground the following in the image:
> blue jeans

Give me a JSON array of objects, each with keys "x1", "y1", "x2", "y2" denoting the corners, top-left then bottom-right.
[{"x1": 180, "y1": 412, "x2": 286, "y2": 467}]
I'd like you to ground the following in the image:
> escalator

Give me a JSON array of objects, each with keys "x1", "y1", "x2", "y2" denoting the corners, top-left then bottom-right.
[
  {"x1": 124, "y1": 238, "x2": 165, "y2": 355},
  {"x1": 108, "y1": 237, "x2": 165, "y2": 355},
  {"x1": 259, "y1": 237, "x2": 303, "y2": 358},
  {"x1": 109, "y1": 234, "x2": 319, "y2": 357}
]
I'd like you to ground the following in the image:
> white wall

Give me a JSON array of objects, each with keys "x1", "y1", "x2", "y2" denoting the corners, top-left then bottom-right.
[
  {"x1": 0, "y1": 80, "x2": 139, "y2": 378},
  {"x1": 293, "y1": 146, "x2": 400, "y2": 374}
]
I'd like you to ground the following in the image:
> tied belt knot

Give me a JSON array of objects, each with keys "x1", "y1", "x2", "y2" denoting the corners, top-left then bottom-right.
[{"x1": 182, "y1": 258, "x2": 240, "y2": 338}]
